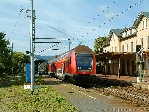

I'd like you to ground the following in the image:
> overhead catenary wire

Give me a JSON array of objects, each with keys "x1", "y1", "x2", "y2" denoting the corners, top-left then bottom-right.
[
  {"x1": 11, "y1": 5, "x2": 24, "y2": 39},
  {"x1": 74, "y1": 0, "x2": 145, "y2": 46},
  {"x1": 37, "y1": 0, "x2": 143, "y2": 55},
  {"x1": 81, "y1": 22, "x2": 135, "y2": 45},
  {"x1": 9, "y1": 1, "x2": 31, "y2": 53},
  {"x1": 35, "y1": 0, "x2": 119, "y2": 54},
  {"x1": 35, "y1": 19, "x2": 71, "y2": 54},
  {"x1": 50, "y1": 0, "x2": 144, "y2": 56},
  {"x1": 71, "y1": 0, "x2": 118, "y2": 38},
  {"x1": 76, "y1": 0, "x2": 144, "y2": 40},
  {"x1": 36, "y1": 19, "x2": 72, "y2": 38},
  {"x1": 4, "y1": 0, "x2": 145, "y2": 55}
]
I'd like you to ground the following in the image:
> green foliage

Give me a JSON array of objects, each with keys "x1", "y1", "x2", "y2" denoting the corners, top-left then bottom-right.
[
  {"x1": 0, "y1": 32, "x2": 30, "y2": 78},
  {"x1": 0, "y1": 70, "x2": 79, "y2": 111},
  {"x1": 12, "y1": 52, "x2": 30, "y2": 75},
  {"x1": 0, "y1": 32, "x2": 11, "y2": 78},
  {"x1": 94, "y1": 36, "x2": 107, "y2": 54},
  {"x1": 0, "y1": 77, "x2": 80, "y2": 112}
]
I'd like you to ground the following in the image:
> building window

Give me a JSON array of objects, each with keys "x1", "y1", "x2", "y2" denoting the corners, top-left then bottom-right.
[
  {"x1": 141, "y1": 38, "x2": 143, "y2": 48},
  {"x1": 143, "y1": 20, "x2": 145, "y2": 29},
  {"x1": 127, "y1": 44, "x2": 128, "y2": 52},
  {"x1": 122, "y1": 45, "x2": 124, "y2": 52},
  {"x1": 125, "y1": 31, "x2": 127, "y2": 36},
  {"x1": 112, "y1": 35, "x2": 114, "y2": 39},
  {"x1": 115, "y1": 47, "x2": 117, "y2": 52},
  {"x1": 112, "y1": 47, "x2": 113, "y2": 52},
  {"x1": 131, "y1": 42, "x2": 133, "y2": 52},
  {"x1": 143, "y1": 19, "x2": 147, "y2": 29},
  {"x1": 146, "y1": 19, "x2": 147, "y2": 28},
  {"x1": 148, "y1": 36, "x2": 149, "y2": 49},
  {"x1": 130, "y1": 29, "x2": 132, "y2": 35}
]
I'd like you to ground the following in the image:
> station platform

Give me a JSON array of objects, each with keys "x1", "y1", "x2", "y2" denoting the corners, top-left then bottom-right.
[{"x1": 95, "y1": 74, "x2": 149, "y2": 90}]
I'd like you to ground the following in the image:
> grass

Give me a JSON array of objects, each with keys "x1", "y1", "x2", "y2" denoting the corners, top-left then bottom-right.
[{"x1": 0, "y1": 75, "x2": 80, "y2": 112}]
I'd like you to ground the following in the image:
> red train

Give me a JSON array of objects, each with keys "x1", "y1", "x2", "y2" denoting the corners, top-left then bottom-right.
[{"x1": 48, "y1": 45, "x2": 96, "y2": 84}]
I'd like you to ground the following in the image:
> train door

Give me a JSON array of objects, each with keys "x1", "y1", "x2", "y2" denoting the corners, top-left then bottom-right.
[
  {"x1": 62, "y1": 63, "x2": 65, "y2": 79},
  {"x1": 65, "y1": 60, "x2": 69, "y2": 73},
  {"x1": 62, "y1": 63, "x2": 64, "y2": 74}
]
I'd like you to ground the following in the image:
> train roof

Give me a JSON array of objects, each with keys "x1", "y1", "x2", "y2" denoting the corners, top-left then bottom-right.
[
  {"x1": 48, "y1": 58, "x2": 57, "y2": 63},
  {"x1": 49, "y1": 45, "x2": 93, "y2": 63},
  {"x1": 74, "y1": 45, "x2": 93, "y2": 53}
]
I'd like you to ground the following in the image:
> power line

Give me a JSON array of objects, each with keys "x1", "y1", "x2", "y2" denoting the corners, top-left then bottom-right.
[
  {"x1": 35, "y1": 0, "x2": 144, "y2": 55},
  {"x1": 48, "y1": 0, "x2": 145, "y2": 56},
  {"x1": 36, "y1": 20, "x2": 72, "y2": 38},
  {"x1": 76, "y1": 0, "x2": 144, "y2": 40},
  {"x1": 71, "y1": 0, "x2": 118, "y2": 38},
  {"x1": 10, "y1": 2, "x2": 31, "y2": 53},
  {"x1": 35, "y1": 1, "x2": 118, "y2": 54}
]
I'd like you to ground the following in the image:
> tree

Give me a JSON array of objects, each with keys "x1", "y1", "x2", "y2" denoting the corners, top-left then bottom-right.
[
  {"x1": 0, "y1": 32, "x2": 30, "y2": 78},
  {"x1": 0, "y1": 32, "x2": 11, "y2": 78},
  {"x1": 94, "y1": 36, "x2": 107, "y2": 54},
  {"x1": 94, "y1": 36, "x2": 110, "y2": 67},
  {"x1": 12, "y1": 52, "x2": 30, "y2": 75}
]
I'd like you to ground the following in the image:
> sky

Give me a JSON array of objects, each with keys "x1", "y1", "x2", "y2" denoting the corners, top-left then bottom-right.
[{"x1": 0, "y1": 0, "x2": 149, "y2": 56}]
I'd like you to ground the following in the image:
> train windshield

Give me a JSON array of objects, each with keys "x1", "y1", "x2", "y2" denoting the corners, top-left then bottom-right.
[{"x1": 76, "y1": 54, "x2": 92, "y2": 71}]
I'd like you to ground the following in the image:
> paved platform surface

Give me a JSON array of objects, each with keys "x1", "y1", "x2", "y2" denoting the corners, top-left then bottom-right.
[{"x1": 95, "y1": 74, "x2": 149, "y2": 90}]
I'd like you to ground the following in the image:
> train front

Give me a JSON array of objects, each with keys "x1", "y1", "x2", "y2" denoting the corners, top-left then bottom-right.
[{"x1": 74, "y1": 53, "x2": 96, "y2": 83}]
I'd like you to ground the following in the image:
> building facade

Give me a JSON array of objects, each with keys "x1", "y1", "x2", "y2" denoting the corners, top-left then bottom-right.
[{"x1": 97, "y1": 12, "x2": 149, "y2": 77}]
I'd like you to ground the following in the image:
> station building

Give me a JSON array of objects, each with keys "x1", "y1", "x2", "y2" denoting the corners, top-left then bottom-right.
[{"x1": 96, "y1": 12, "x2": 149, "y2": 77}]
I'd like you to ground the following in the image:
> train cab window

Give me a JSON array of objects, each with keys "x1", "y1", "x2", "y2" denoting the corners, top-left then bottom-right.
[{"x1": 76, "y1": 54, "x2": 92, "y2": 71}]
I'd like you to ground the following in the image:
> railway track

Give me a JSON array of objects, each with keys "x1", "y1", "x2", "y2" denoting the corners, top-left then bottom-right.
[
  {"x1": 90, "y1": 78, "x2": 149, "y2": 107},
  {"x1": 42, "y1": 75, "x2": 149, "y2": 111}
]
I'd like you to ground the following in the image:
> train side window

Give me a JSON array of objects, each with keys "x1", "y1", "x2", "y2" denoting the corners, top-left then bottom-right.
[
  {"x1": 65, "y1": 61, "x2": 68, "y2": 67},
  {"x1": 66, "y1": 60, "x2": 69, "y2": 67},
  {"x1": 69, "y1": 58, "x2": 71, "y2": 64},
  {"x1": 67, "y1": 60, "x2": 69, "y2": 66}
]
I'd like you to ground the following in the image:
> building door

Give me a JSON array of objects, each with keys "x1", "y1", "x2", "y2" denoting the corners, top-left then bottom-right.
[
  {"x1": 132, "y1": 60, "x2": 134, "y2": 76},
  {"x1": 112, "y1": 62, "x2": 114, "y2": 74},
  {"x1": 122, "y1": 60, "x2": 125, "y2": 75},
  {"x1": 148, "y1": 59, "x2": 149, "y2": 69},
  {"x1": 127, "y1": 60, "x2": 129, "y2": 76}
]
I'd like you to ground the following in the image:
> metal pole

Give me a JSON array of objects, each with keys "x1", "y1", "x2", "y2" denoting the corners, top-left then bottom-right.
[
  {"x1": 11, "y1": 43, "x2": 13, "y2": 75},
  {"x1": 68, "y1": 38, "x2": 70, "y2": 51},
  {"x1": 136, "y1": 52, "x2": 142, "y2": 82},
  {"x1": 139, "y1": 62, "x2": 143, "y2": 82},
  {"x1": 30, "y1": 0, "x2": 34, "y2": 94}
]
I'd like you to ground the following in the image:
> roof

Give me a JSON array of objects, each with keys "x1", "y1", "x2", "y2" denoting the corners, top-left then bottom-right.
[
  {"x1": 133, "y1": 12, "x2": 149, "y2": 26},
  {"x1": 141, "y1": 12, "x2": 149, "y2": 18},
  {"x1": 74, "y1": 45, "x2": 93, "y2": 53},
  {"x1": 50, "y1": 45, "x2": 93, "y2": 62},
  {"x1": 109, "y1": 29, "x2": 124, "y2": 37},
  {"x1": 121, "y1": 26, "x2": 136, "y2": 33}
]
